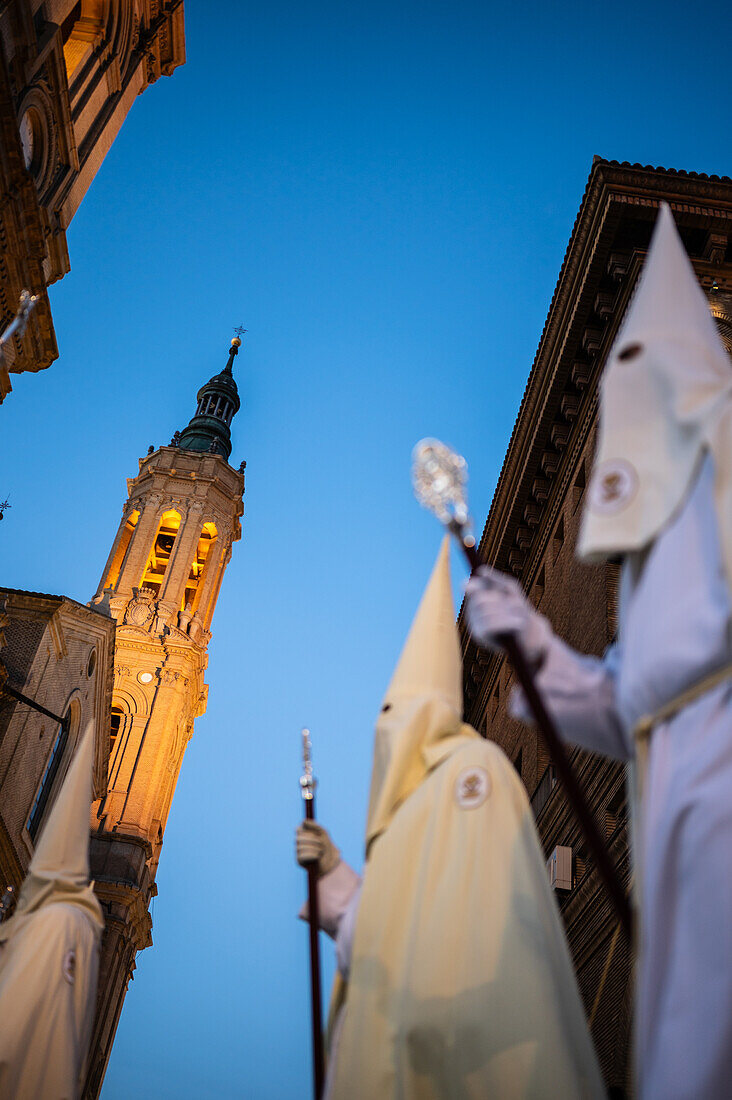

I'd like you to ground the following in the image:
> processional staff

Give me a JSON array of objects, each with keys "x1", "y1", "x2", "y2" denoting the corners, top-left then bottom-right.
[
  {"x1": 300, "y1": 727, "x2": 325, "y2": 1100},
  {"x1": 412, "y1": 438, "x2": 632, "y2": 940}
]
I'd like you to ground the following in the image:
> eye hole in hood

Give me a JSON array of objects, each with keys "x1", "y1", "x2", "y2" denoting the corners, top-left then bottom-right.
[{"x1": 617, "y1": 342, "x2": 644, "y2": 362}]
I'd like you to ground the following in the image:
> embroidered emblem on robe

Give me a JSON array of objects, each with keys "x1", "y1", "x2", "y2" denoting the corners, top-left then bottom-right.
[
  {"x1": 589, "y1": 459, "x2": 638, "y2": 514},
  {"x1": 454, "y1": 766, "x2": 490, "y2": 808}
]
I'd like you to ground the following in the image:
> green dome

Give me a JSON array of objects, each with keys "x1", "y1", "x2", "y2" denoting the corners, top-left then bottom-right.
[{"x1": 176, "y1": 340, "x2": 242, "y2": 460}]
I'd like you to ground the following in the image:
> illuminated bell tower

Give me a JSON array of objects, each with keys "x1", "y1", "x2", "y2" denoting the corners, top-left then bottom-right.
[{"x1": 83, "y1": 337, "x2": 246, "y2": 1098}]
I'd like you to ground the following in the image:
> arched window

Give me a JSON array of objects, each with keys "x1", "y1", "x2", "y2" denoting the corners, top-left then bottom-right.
[
  {"x1": 182, "y1": 522, "x2": 218, "y2": 614},
  {"x1": 104, "y1": 508, "x2": 139, "y2": 590},
  {"x1": 61, "y1": 1, "x2": 105, "y2": 82},
  {"x1": 140, "y1": 510, "x2": 181, "y2": 597},
  {"x1": 110, "y1": 705, "x2": 123, "y2": 755},
  {"x1": 27, "y1": 701, "x2": 79, "y2": 842}
]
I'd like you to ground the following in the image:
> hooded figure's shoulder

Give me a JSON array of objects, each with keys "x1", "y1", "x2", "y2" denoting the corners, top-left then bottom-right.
[
  {"x1": 448, "y1": 734, "x2": 525, "y2": 784},
  {"x1": 405, "y1": 730, "x2": 530, "y2": 827}
]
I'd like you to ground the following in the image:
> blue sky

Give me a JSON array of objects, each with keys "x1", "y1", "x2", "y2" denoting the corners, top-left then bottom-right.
[{"x1": 1, "y1": 2, "x2": 730, "y2": 1096}]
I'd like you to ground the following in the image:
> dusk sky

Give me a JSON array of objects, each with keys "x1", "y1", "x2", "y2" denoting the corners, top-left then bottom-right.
[{"x1": 1, "y1": 2, "x2": 730, "y2": 1096}]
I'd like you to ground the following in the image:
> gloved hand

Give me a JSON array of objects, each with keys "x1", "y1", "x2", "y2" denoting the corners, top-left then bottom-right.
[
  {"x1": 464, "y1": 565, "x2": 553, "y2": 666},
  {"x1": 295, "y1": 820, "x2": 340, "y2": 878}
]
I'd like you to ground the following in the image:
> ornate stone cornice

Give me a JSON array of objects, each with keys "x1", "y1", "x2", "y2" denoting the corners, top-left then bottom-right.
[{"x1": 461, "y1": 159, "x2": 732, "y2": 721}]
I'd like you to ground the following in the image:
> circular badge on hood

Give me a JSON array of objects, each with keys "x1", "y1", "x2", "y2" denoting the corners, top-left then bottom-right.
[
  {"x1": 454, "y1": 766, "x2": 490, "y2": 809},
  {"x1": 589, "y1": 459, "x2": 638, "y2": 515}
]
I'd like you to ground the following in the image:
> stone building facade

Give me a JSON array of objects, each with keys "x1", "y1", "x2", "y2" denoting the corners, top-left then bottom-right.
[
  {"x1": 0, "y1": 587, "x2": 115, "y2": 891},
  {"x1": 0, "y1": 0, "x2": 185, "y2": 402},
  {"x1": 460, "y1": 159, "x2": 732, "y2": 1096}
]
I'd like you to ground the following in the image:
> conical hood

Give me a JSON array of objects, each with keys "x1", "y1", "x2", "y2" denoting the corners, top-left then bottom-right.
[
  {"x1": 365, "y1": 538, "x2": 469, "y2": 852},
  {"x1": 0, "y1": 722, "x2": 103, "y2": 945},
  {"x1": 384, "y1": 536, "x2": 463, "y2": 711},
  {"x1": 29, "y1": 721, "x2": 95, "y2": 888},
  {"x1": 619, "y1": 203, "x2": 727, "y2": 357},
  {"x1": 579, "y1": 202, "x2": 732, "y2": 570}
]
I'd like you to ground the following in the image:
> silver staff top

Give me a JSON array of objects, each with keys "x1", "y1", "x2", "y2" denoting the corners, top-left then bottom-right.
[
  {"x1": 412, "y1": 437, "x2": 473, "y2": 536},
  {"x1": 300, "y1": 727, "x2": 316, "y2": 800}
]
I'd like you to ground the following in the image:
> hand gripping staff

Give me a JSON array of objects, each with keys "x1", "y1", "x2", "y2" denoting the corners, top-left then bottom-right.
[
  {"x1": 412, "y1": 438, "x2": 632, "y2": 940},
  {"x1": 300, "y1": 728, "x2": 325, "y2": 1099}
]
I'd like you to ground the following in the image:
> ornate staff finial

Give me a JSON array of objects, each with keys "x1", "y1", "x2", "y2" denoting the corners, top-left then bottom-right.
[
  {"x1": 300, "y1": 727, "x2": 316, "y2": 802},
  {"x1": 412, "y1": 437, "x2": 475, "y2": 549}
]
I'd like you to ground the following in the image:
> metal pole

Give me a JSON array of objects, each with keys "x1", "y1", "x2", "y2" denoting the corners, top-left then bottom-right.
[
  {"x1": 2, "y1": 683, "x2": 68, "y2": 727},
  {"x1": 450, "y1": 520, "x2": 632, "y2": 939},
  {"x1": 300, "y1": 728, "x2": 325, "y2": 1099}
]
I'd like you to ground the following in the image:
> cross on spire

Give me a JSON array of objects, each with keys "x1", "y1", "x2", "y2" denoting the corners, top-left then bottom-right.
[{"x1": 233, "y1": 325, "x2": 247, "y2": 340}]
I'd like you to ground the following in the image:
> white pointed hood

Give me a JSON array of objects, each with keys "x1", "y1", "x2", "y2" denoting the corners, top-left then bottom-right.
[
  {"x1": 579, "y1": 202, "x2": 732, "y2": 576},
  {"x1": 0, "y1": 723, "x2": 103, "y2": 940},
  {"x1": 365, "y1": 538, "x2": 472, "y2": 853}
]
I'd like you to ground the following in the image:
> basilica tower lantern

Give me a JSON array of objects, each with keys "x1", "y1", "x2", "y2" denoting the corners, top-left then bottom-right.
[{"x1": 83, "y1": 338, "x2": 246, "y2": 1097}]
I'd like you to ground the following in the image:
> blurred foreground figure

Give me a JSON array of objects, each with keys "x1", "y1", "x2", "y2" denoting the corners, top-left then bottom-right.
[
  {"x1": 0, "y1": 724, "x2": 104, "y2": 1099},
  {"x1": 465, "y1": 203, "x2": 732, "y2": 1100},
  {"x1": 297, "y1": 539, "x2": 604, "y2": 1099}
]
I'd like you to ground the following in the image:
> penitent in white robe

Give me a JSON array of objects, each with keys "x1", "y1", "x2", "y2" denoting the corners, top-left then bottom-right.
[
  {"x1": 311, "y1": 741, "x2": 604, "y2": 1100},
  {"x1": 511, "y1": 453, "x2": 732, "y2": 1100},
  {"x1": 0, "y1": 902, "x2": 100, "y2": 1099}
]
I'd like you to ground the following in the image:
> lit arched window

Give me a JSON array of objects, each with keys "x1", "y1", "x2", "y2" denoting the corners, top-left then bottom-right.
[
  {"x1": 182, "y1": 522, "x2": 218, "y2": 614},
  {"x1": 104, "y1": 508, "x2": 139, "y2": 590},
  {"x1": 61, "y1": 1, "x2": 105, "y2": 82},
  {"x1": 141, "y1": 510, "x2": 181, "y2": 597}
]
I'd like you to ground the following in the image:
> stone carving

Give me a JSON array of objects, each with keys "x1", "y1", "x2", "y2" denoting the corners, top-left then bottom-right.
[
  {"x1": 152, "y1": 608, "x2": 170, "y2": 636},
  {"x1": 124, "y1": 589, "x2": 156, "y2": 628},
  {"x1": 114, "y1": 665, "x2": 131, "y2": 679},
  {"x1": 159, "y1": 669, "x2": 190, "y2": 687}
]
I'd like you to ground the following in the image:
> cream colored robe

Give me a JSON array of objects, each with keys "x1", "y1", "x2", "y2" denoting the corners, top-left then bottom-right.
[
  {"x1": 329, "y1": 731, "x2": 605, "y2": 1100},
  {"x1": 0, "y1": 724, "x2": 103, "y2": 1099},
  {"x1": 0, "y1": 896, "x2": 102, "y2": 1099}
]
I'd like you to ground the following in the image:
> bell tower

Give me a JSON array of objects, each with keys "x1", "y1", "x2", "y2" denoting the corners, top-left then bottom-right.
[{"x1": 83, "y1": 338, "x2": 246, "y2": 1097}]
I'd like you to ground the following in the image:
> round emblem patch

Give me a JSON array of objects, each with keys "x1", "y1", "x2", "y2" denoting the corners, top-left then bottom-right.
[
  {"x1": 589, "y1": 459, "x2": 638, "y2": 515},
  {"x1": 454, "y1": 766, "x2": 491, "y2": 809}
]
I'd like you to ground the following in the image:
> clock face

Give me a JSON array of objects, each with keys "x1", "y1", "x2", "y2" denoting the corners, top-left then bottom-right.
[{"x1": 19, "y1": 110, "x2": 34, "y2": 170}]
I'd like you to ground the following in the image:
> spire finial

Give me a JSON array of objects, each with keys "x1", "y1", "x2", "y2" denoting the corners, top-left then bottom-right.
[{"x1": 225, "y1": 325, "x2": 247, "y2": 374}]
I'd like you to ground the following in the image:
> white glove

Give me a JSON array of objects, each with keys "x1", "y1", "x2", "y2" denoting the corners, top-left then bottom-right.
[
  {"x1": 296, "y1": 820, "x2": 340, "y2": 878},
  {"x1": 464, "y1": 565, "x2": 553, "y2": 666}
]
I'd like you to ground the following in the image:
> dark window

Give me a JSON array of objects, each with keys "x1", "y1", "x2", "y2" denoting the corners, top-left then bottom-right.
[
  {"x1": 27, "y1": 715, "x2": 70, "y2": 842},
  {"x1": 110, "y1": 707, "x2": 123, "y2": 754}
]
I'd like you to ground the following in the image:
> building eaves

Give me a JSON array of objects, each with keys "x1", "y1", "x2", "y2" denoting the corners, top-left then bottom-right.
[
  {"x1": 0, "y1": 587, "x2": 112, "y2": 625},
  {"x1": 469, "y1": 156, "x2": 732, "y2": 585}
]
